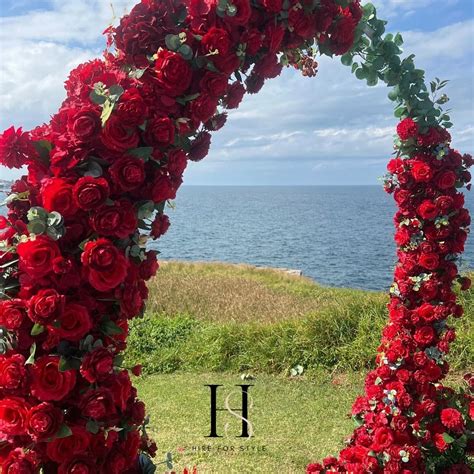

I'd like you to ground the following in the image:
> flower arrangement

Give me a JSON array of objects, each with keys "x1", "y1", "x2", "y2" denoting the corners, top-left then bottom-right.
[{"x1": 0, "y1": 0, "x2": 472, "y2": 472}]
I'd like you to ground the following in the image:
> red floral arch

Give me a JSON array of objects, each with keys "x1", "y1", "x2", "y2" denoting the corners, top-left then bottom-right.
[{"x1": 0, "y1": 0, "x2": 472, "y2": 472}]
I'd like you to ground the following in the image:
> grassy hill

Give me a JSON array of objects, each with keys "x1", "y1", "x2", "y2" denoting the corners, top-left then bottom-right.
[{"x1": 126, "y1": 261, "x2": 473, "y2": 375}]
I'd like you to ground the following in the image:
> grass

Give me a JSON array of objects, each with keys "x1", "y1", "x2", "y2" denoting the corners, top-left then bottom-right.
[
  {"x1": 131, "y1": 262, "x2": 473, "y2": 472},
  {"x1": 126, "y1": 261, "x2": 473, "y2": 375},
  {"x1": 134, "y1": 371, "x2": 364, "y2": 473}
]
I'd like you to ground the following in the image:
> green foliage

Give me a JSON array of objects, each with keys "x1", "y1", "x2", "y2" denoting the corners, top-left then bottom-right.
[
  {"x1": 341, "y1": 2, "x2": 452, "y2": 132},
  {"x1": 125, "y1": 268, "x2": 473, "y2": 374}
]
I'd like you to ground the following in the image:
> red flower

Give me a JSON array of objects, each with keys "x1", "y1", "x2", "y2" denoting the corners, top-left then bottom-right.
[
  {"x1": 0, "y1": 397, "x2": 29, "y2": 438},
  {"x1": 80, "y1": 347, "x2": 114, "y2": 383},
  {"x1": 0, "y1": 299, "x2": 27, "y2": 330},
  {"x1": 411, "y1": 160, "x2": 433, "y2": 182},
  {"x1": 397, "y1": 118, "x2": 419, "y2": 140},
  {"x1": 73, "y1": 176, "x2": 110, "y2": 211},
  {"x1": 67, "y1": 107, "x2": 101, "y2": 143},
  {"x1": 54, "y1": 302, "x2": 92, "y2": 341},
  {"x1": 414, "y1": 326, "x2": 435, "y2": 347},
  {"x1": 81, "y1": 238, "x2": 128, "y2": 291},
  {"x1": 28, "y1": 289, "x2": 65, "y2": 325},
  {"x1": 30, "y1": 356, "x2": 76, "y2": 401},
  {"x1": 17, "y1": 236, "x2": 61, "y2": 279},
  {"x1": 46, "y1": 426, "x2": 91, "y2": 463},
  {"x1": 441, "y1": 408, "x2": 465, "y2": 433},
  {"x1": 371, "y1": 427, "x2": 394, "y2": 451},
  {"x1": 189, "y1": 131, "x2": 211, "y2": 162},
  {"x1": 58, "y1": 457, "x2": 96, "y2": 474},
  {"x1": 418, "y1": 252, "x2": 439, "y2": 270},
  {"x1": 101, "y1": 116, "x2": 139, "y2": 152},
  {"x1": 151, "y1": 213, "x2": 170, "y2": 239},
  {"x1": 109, "y1": 155, "x2": 145, "y2": 191},
  {"x1": 146, "y1": 116, "x2": 175, "y2": 146},
  {"x1": 437, "y1": 170, "x2": 457, "y2": 190},
  {"x1": 417, "y1": 200, "x2": 438, "y2": 220},
  {"x1": 151, "y1": 174, "x2": 176, "y2": 203},
  {"x1": 0, "y1": 126, "x2": 36, "y2": 169},
  {"x1": 90, "y1": 200, "x2": 137, "y2": 238},
  {"x1": 0, "y1": 354, "x2": 27, "y2": 392},
  {"x1": 26, "y1": 403, "x2": 63, "y2": 441},
  {"x1": 201, "y1": 27, "x2": 231, "y2": 56},
  {"x1": 154, "y1": 50, "x2": 192, "y2": 96},
  {"x1": 42, "y1": 178, "x2": 79, "y2": 217}
]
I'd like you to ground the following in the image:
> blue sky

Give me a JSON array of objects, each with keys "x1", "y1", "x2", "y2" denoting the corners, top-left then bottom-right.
[{"x1": 0, "y1": 0, "x2": 473, "y2": 185}]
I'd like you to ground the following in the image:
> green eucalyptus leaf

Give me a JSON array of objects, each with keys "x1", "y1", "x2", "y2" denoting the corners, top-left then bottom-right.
[
  {"x1": 31, "y1": 323, "x2": 45, "y2": 336},
  {"x1": 55, "y1": 424, "x2": 73, "y2": 439}
]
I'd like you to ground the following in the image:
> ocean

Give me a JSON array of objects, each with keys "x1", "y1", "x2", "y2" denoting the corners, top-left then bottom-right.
[
  {"x1": 151, "y1": 185, "x2": 474, "y2": 291},
  {"x1": 2, "y1": 185, "x2": 473, "y2": 291}
]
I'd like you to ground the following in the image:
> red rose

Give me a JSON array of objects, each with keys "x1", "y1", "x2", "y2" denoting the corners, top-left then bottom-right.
[
  {"x1": 17, "y1": 235, "x2": 61, "y2": 279},
  {"x1": 28, "y1": 289, "x2": 65, "y2": 325},
  {"x1": 189, "y1": 95, "x2": 218, "y2": 123},
  {"x1": 189, "y1": 131, "x2": 211, "y2": 162},
  {"x1": 289, "y1": 9, "x2": 316, "y2": 39},
  {"x1": 116, "y1": 87, "x2": 148, "y2": 126},
  {"x1": 200, "y1": 73, "x2": 228, "y2": 98},
  {"x1": 68, "y1": 107, "x2": 101, "y2": 143},
  {"x1": 109, "y1": 156, "x2": 145, "y2": 191},
  {"x1": 58, "y1": 457, "x2": 96, "y2": 474},
  {"x1": 0, "y1": 397, "x2": 28, "y2": 438},
  {"x1": 371, "y1": 427, "x2": 394, "y2": 451},
  {"x1": 441, "y1": 408, "x2": 464, "y2": 433},
  {"x1": 90, "y1": 200, "x2": 137, "y2": 238},
  {"x1": 437, "y1": 170, "x2": 457, "y2": 190},
  {"x1": 80, "y1": 347, "x2": 114, "y2": 383},
  {"x1": 150, "y1": 213, "x2": 170, "y2": 239},
  {"x1": 139, "y1": 251, "x2": 159, "y2": 280},
  {"x1": 26, "y1": 402, "x2": 63, "y2": 441},
  {"x1": 54, "y1": 302, "x2": 92, "y2": 341},
  {"x1": 146, "y1": 116, "x2": 175, "y2": 146},
  {"x1": 434, "y1": 432, "x2": 449, "y2": 452},
  {"x1": 419, "y1": 252, "x2": 439, "y2": 270},
  {"x1": 0, "y1": 354, "x2": 27, "y2": 392},
  {"x1": 224, "y1": 82, "x2": 246, "y2": 109},
  {"x1": 151, "y1": 174, "x2": 176, "y2": 203},
  {"x1": 0, "y1": 126, "x2": 36, "y2": 169},
  {"x1": 46, "y1": 426, "x2": 90, "y2": 463},
  {"x1": 417, "y1": 200, "x2": 438, "y2": 220},
  {"x1": 107, "y1": 370, "x2": 132, "y2": 410},
  {"x1": 79, "y1": 388, "x2": 116, "y2": 420},
  {"x1": 414, "y1": 326, "x2": 435, "y2": 347},
  {"x1": 167, "y1": 149, "x2": 188, "y2": 177},
  {"x1": 1, "y1": 448, "x2": 37, "y2": 473},
  {"x1": 101, "y1": 116, "x2": 139, "y2": 152},
  {"x1": 397, "y1": 118, "x2": 419, "y2": 140},
  {"x1": 41, "y1": 178, "x2": 78, "y2": 217},
  {"x1": 411, "y1": 160, "x2": 433, "y2": 182},
  {"x1": 0, "y1": 299, "x2": 27, "y2": 330},
  {"x1": 154, "y1": 50, "x2": 192, "y2": 96},
  {"x1": 81, "y1": 238, "x2": 128, "y2": 291},
  {"x1": 265, "y1": 23, "x2": 285, "y2": 53},
  {"x1": 30, "y1": 356, "x2": 76, "y2": 401},
  {"x1": 201, "y1": 27, "x2": 231, "y2": 56},
  {"x1": 394, "y1": 227, "x2": 411, "y2": 246},
  {"x1": 73, "y1": 176, "x2": 110, "y2": 211}
]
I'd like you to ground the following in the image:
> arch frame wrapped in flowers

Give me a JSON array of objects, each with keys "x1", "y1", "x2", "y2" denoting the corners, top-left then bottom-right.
[{"x1": 0, "y1": 0, "x2": 472, "y2": 472}]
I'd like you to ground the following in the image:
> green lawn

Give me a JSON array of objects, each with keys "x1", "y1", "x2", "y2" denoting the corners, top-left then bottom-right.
[
  {"x1": 135, "y1": 372, "x2": 363, "y2": 473},
  {"x1": 129, "y1": 262, "x2": 473, "y2": 472}
]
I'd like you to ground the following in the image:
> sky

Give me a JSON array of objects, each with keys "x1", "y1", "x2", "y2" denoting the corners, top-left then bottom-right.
[{"x1": 0, "y1": 0, "x2": 473, "y2": 185}]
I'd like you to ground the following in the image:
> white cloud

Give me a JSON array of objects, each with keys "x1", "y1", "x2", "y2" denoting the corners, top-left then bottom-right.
[
  {"x1": 0, "y1": 1, "x2": 472, "y2": 184},
  {"x1": 0, "y1": 0, "x2": 133, "y2": 45}
]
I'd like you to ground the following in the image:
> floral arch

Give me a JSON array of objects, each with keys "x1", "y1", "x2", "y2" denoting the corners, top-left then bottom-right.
[{"x1": 0, "y1": 0, "x2": 472, "y2": 472}]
